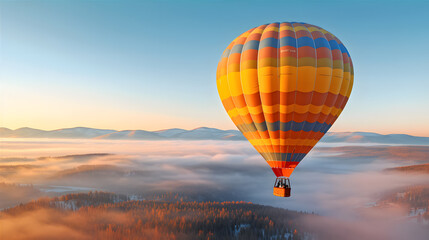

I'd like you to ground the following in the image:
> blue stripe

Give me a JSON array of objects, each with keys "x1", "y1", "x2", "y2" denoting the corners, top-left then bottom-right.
[
  {"x1": 240, "y1": 37, "x2": 335, "y2": 53},
  {"x1": 260, "y1": 38, "x2": 278, "y2": 49},
  {"x1": 291, "y1": 153, "x2": 298, "y2": 161},
  {"x1": 267, "y1": 121, "x2": 280, "y2": 132},
  {"x1": 283, "y1": 121, "x2": 331, "y2": 133},
  {"x1": 243, "y1": 121, "x2": 332, "y2": 133},
  {"x1": 300, "y1": 117, "x2": 330, "y2": 132},
  {"x1": 242, "y1": 40, "x2": 260, "y2": 51},
  {"x1": 328, "y1": 40, "x2": 340, "y2": 50},
  {"x1": 262, "y1": 152, "x2": 308, "y2": 162},
  {"x1": 314, "y1": 38, "x2": 331, "y2": 49},
  {"x1": 339, "y1": 44, "x2": 350, "y2": 57},
  {"x1": 321, "y1": 124, "x2": 333, "y2": 134},
  {"x1": 294, "y1": 153, "x2": 301, "y2": 162},
  {"x1": 280, "y1": 36, "x2": 297, "y2": 48},
  {"x1": 297, "y1": 37, "x2": 315, "y2": 48},
  {"x1": 311, "y1": 122, "x2": 324, "y2": 133},
  {"x1": 297, "y1": 153, "x2": 307, "y2": 162},
  {"x1": 280, "y1": 37, "x2": 333, "y2": 49},
  {"x1": 230, "y1": 44, "x2": 243, "y2": 54},
  {"x1": 301, "y1": 121, "x2": 320, "y2": 132}
]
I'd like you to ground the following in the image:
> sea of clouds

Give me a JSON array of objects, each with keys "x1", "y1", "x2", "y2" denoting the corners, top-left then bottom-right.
[{"x1": 1, "y1": 138, "x2": 429, "y2": 239}]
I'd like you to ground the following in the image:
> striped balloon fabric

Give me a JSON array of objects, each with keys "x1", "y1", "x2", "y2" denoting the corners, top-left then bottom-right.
[{"x1": 216, "y1": 22, "x2": 353, "y2": 178}]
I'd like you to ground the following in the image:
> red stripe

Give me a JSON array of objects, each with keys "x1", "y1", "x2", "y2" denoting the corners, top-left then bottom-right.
[{"x1": 255, "y1": 145, "x2": 314, "y2": 154}]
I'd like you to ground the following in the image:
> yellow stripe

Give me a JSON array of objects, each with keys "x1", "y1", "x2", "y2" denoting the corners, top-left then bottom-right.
[
  {"x1": 241, "y1": 69, "x2": 259, "y2": 95},
  {"x1": 264, "y1": 26, "x2": 279, "y2": 32},
  {"x1": 258, "y1": 66, "x2": 334, "y2": 93},
  {"x1": 227, "y1": 72, "x2": 244, "y2": 96},
  {"x1": 217, "y1": 76, "x2": 231, "y2": 100},
  {"x1": 328, "y1": 69, "x2": 344, "y2": 94},
  {"x1": 307, "y1": 26, "x2": 321, "y2": 32},
  {"x1": 314, "y1": 67, "x2": 332, "y2": 92},
  {"x1": 258, "y1": 66, "x2": 280, "y2": 93},
  {"x1": 297, "y1": 66, "x2": 316, "y2": 92},
  {"x1": 293, "y1": 26, "x2": 308, "y2": 32},
  {"x1": 346, "y1": 75, "x2": 354, "y2": 98},
  {"x1": 279, "y1": 25, "x2": 294, "y2": 31},
  {"x1": 280, "y1": 66, "x2": 298, "y2": 92},
  {"x1": 220, "y1": 66, "x2": 343, "y2": 94},
  {"x1": 252, "y1": 28, "x2": 264, "y2": 34},
  {"x1": 338, "y1": 72, "x2": 351, "y2": 96}
]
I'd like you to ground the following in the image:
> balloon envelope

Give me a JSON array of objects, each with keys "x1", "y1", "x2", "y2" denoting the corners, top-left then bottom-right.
[{"x1": 216, "y1": 22, "x2": 353, "y2": 177}]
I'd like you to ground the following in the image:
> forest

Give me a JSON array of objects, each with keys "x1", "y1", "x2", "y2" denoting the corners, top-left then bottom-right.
[
  {"x1": 377, "y1": 185, "x2": 429, "y2": 220},
  {"x1": 1, "y1": 192, "x2": 314, "y2": 240}
]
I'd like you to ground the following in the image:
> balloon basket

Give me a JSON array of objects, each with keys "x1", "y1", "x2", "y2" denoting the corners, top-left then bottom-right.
[{"x1": 273, "y1": 177, "x2": 291, "y2": 197}]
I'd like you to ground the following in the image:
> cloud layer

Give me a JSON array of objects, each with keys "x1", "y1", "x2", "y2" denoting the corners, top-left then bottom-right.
[{"x1": 1, "y1": 138, "x2": 429, "y2": 239}]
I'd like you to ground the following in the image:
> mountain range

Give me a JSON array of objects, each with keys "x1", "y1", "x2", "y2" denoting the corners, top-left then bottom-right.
[{"x1": 1, "y1": 127, "x2": 429, "y2": 144}]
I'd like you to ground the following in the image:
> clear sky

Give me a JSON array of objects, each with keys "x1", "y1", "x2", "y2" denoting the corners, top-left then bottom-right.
[{"x1": 1, "y1": 0, "x2": 428, "y2": 136}]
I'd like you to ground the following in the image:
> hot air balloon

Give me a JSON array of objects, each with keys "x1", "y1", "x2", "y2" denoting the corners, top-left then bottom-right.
[{"x1": 216, "y1": 22, "x2": 353, "y2": 197}]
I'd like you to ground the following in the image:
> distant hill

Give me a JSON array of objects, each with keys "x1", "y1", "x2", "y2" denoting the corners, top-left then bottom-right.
[
  {"x1": 0, "y1": 127, "x2": 245, "y2": 141},
  {"x1": 384, "y1": 164, "x2": 429, "y2": 174},
  {"x1": 323, "y1": 132, "x2": 429, "y2": 145},
  {"x1": 1, "y1": 127, "x2": 429, "y2": 144}
]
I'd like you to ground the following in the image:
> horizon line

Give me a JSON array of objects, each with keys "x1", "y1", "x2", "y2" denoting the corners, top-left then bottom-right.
[{"x1": 1, "y1": 126, "x2": 428, "y2": 138}]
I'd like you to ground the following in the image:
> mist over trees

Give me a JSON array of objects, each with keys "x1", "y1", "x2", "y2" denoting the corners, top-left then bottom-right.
[{"x1": 1, "y1": 192, "x2": 313, "y2": 240}]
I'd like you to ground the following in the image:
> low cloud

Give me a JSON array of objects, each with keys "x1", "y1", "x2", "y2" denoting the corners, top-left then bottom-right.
[
  {"x1": 0, "y1": 183, "x2": 42, "y2": 209},
  {"x1": 1, "y1": 138, "x2": 429, "y2": 239},
  {"x1": 299, "y1": 209, "x2": 429, "y2": 240},
  {"x1": 0, "y1": 208, "x2": 134, "y2": 240},
  {"x1": 317, "y1": 145, "x2": 429, "y2": 163}
]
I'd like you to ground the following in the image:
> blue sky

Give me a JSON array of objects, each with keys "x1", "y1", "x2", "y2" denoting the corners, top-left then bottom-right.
[{"x1": 1, "y1": 0, "x2": 429, "y2": 135}]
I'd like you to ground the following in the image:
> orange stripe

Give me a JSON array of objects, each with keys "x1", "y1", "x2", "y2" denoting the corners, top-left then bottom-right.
[
  {"x1": 242, "y1": 49, "x2": 258, "y2": 61},
  {"x1": 222, "y1": 92, "x2": 348, "y2": 108},
  {"x1": 267, "y1": 161, "x2": 299, "y2": 168},
  {"x1": 259, "y1": 47, "x2": 278, "y2": 58}
]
